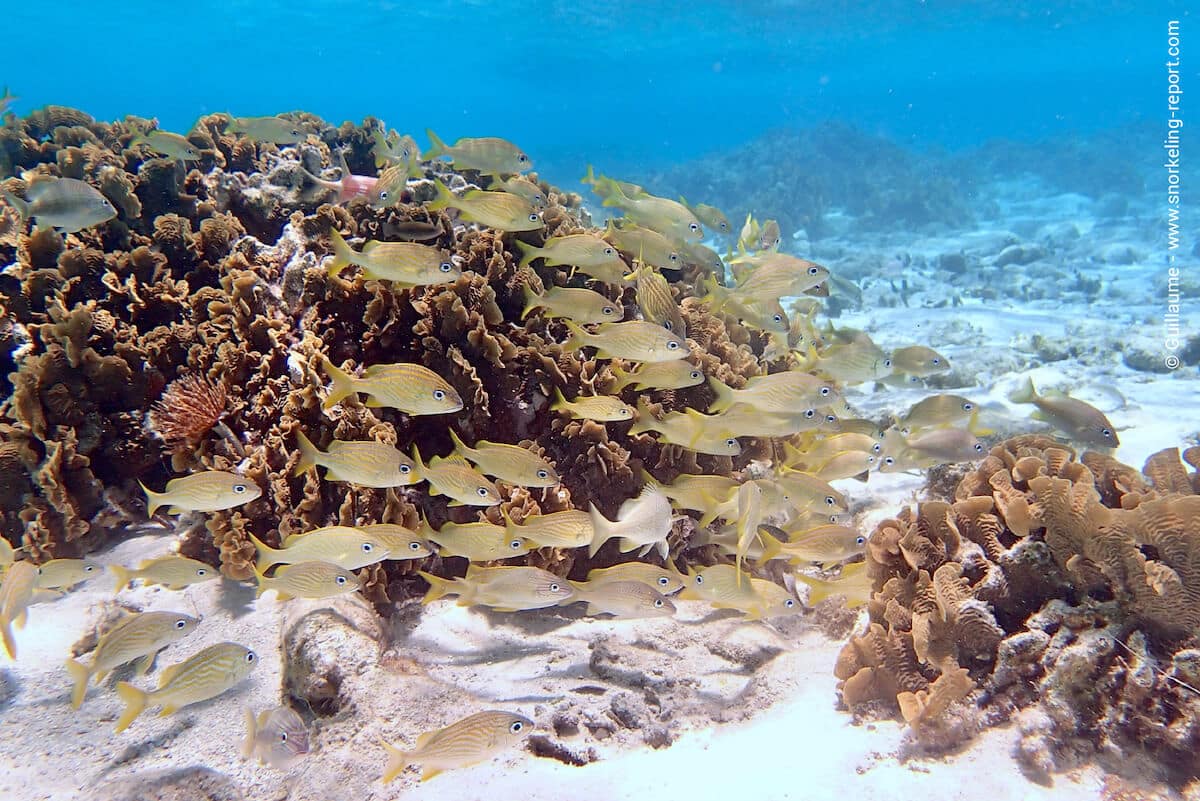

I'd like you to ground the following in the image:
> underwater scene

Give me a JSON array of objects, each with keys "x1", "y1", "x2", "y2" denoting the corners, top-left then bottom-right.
[{"x1": 1, "y1": 2, "x2": 1197, "y2": 799}]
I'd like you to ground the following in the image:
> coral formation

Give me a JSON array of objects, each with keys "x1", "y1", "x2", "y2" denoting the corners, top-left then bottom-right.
[{"x1": 837, "y1": 436, "x2": 1200, "y2": 783}]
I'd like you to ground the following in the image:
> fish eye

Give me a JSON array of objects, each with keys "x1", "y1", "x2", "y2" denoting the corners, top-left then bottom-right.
[
  {"x1": 433, "y1": 389, "x2": 446, "y2": 400},
  {"x1": 335, "y1": 575, "x2": 347, "y2": 585},
  {"x1": 974, "y1": 443, "x2": 985, "y2": 452},
  {"x1": 379, "y1": 191, "x2": 389, "y2": 200},
  {"x1": 654, "y1": 599, "x2": 664, "y2": 608},
  {"x1": 602, "y1": 306, "x2": 614, "y2": 315},
  {"x1": 291, "y1": 129, "x2": 303, "y2": 137},
  {"x1": 510, "y1": 721, "x2": 525, "y2": 733},
  {"x1": 233, "y1": 484, "x2": 247, "y2": 493},
  {"x1": 528, "y1": 213, "x2": 540, "y2": 222},
  {"x1": 808, "y1": 266, "x2": 819, "y2": 275},
  {"x1": 824, "y1": 495, "x2": 836, "y2": 506},
  {"x1": 690, "y1": 371, "x2": 701, "y2": 380},
  {"x1": 785, "y1": 599, "x2": 795, "y2": 608},
  {"x1": 536, "y1": 469, "x2": 549, "y2": 479},
  {"x1": 361, "y1": 543, "x2": 374, "y2": 552},
  {"x1": 725, "y1": 438, "x2": 736, "y2": 447},
  {"x1": 689, "y1": 223, "x2": 700, "y2": 232},
  {"x1": 550, "y1": 583, "x2": 561, "y2": 592},
  {"x1": 196, "y1": 568, "x2": 208, "y2": 576},
  {"x1": 603, "y1": 247, "x2": 615, "y2": 256},
  {"x1": 84, "y1": 565, "x2": 95, "y2": 572},
  {"x1": 409, "y1": 541, "x2": 422, "y2": 550},
  {"x1": 883, "y1": 359, "x2": 893, "y2": 369},
  {"x1": 400, "y1": 464, "x2": 412, "y2": 474},
  {"x1": 825, "y1": 415, "x2": 837, "y2": 423},
  {"x1": 663, "y1": 321, "x2": 674, "y2": 331},
  {"x1": 773, "y1": 314, "x2": 783, "y2": 323},
  {"x1": 518, "y1": 154, "x2": 529, "y2": 163},
  {"x1": 856, "y1": 536, "x2": 866, "y2": 545},
  {"x1": 246, "y1": 651, "x2": 257, "y2": 662},
  {"x1": 962, "y1": 402, "x2": 974, "y2": 411},
  {"x1": 819, "y1": 387, "x2": 830, "y2": 396},
  {"x1": 669, "y1": 253, "x2": 679, "y2": 262},
  {"x1": 667, "y1": 341, "x2": 680, "y2": 350},
  {"x1": 720, "y1": 222, "x2": 728, "y2": 231},
  {"x1": 695, "y1": 575, "x2": 704, "y2": 585},
  {"x1": 884, "y1": 457, "x2": 895, "y2": 466},
  {"x1": 804, "y1": 409, "x2": 815, "y2": 419},
  {"x1": 280, "y1": 732, "x2": 288, "y2": 743},
  {"x1": 175, "y1": 619, "x2": 188, "y2": 629},
  {"x1": 477, "y1": 487, "x2": 490, "y2": 497},
  {"x1": 932, "y1": 358, "x2": 941, "y2": 365},
  {"x1": 657, "y1": 576, "x2": 670, "y2": 586},
  {"x1": 1102, "y1": 428, "x2": 1113, "y2": 437},
  {"x1": 510, "y1": 540, "x2": 523, "y2": 549}
]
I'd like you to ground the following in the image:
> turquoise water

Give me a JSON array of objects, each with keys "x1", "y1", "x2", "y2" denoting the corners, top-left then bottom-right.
[{"x1": 9, "y1": 1, "x2": 1182, "y2": 184}]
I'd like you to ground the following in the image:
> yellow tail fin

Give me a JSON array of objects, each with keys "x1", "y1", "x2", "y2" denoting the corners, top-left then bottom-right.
[
  {"x1": 381, "y1": 741, "x2": 411, "y2": 784},
  {"x1": 293, "y1": 430, "x2": 321, "y2": 476},
  {"x1": 115, "y1": 681, "x2": 148, "y2": 733},
  {"x1": 319, "y1": 356, "x2": 358, "y2": 410},
  {"x1": 249, "y1": 534, "x2": 283, "y2": 574},
  {"x1": 327, "y1": 229, "x2": 355, "y2": 277},
  {"x1": 139, "y1": 481, "x2": 165, "y2": 518},
  {"x1": 110, "y1": 564, "x2": 133, "y2": 593},
  {"x1": 65, "y1": 658, "x2": 92, "y2": 709}
]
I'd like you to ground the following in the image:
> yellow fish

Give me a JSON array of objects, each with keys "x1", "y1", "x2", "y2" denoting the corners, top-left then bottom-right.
[
  {"x1": 327, "y1": 229, "x2": 459, "y2": 285},
  {"x1": 320, "y1": 356, "x2": 464, "y2": 415},
  {"x1": 682, "y1": 198, "x2": 731, "y2": 235},
  {"x1": 783, "y1": 433, "x2": 881, "y2": 468},
  {"x1": 521, "y1": 283, "x2": 623, "y2": 325},
  {"x1": 250, "y1": 527, "x2": 391, "y2": 572},
  {"x1": 630, "y1": 263, "x2": 685, "y2": 337},
  {"x1": 732, "y1": 254, "x2": 829, "y2": 299},
  {"x1": 746, "y1": 578, "x2": 801, "y2": 620},
  {"x1": 412, "y1": 447, "x2": 502, "y2": 506},
  {"x1": 879, "y1": 427, "x2": 985, "y2": 471},
  {"x1": 734, "y1": 480, "x2": 764, "y2": 580},
  {"x1": 65, "y1": 611, "x2": 200, "y2": 708},
  {"x1": 795, "y1": 562, "x2": 872, "y2": 608},
  {"x1": 603, "y1": 221, "x2": 682, "y2": 272},
  {"x1": 550, "y1": 388, "x2": 634, "y2": 422},
  {"x1": 0, "y1": 561, "x2": 37, "y2": 659},
  {"x1": 222, "y1": 115, "x2": 307, "y2": 143},
  {"x1": 588, "y1": 486, "x2": 673, "y2": 559},
  {"x1": 803, "y1": 340, "x2": 892, "y2": 384},
  {"x1": 140, "y1": 471, "x2": 261, "y2": 517},
  {"x1": 808, "y1": 450, "x2": 876, "y2": 482},
  {"x1": 381, "y1": 709, "x2": 533, "y2": 783},
  {"x1": 759, "y1": 524, "x2": 866, "y2": 565},
  {"x1": 294, "y1": 430, "x2": 419, "y2": 488},
  {"x1": 419, "y1": 565, "x2": 573, "y2": 611},
  {"x1": 130, "y1": 130, "x2": 201, "y2": 161},
  {"x1": 678, "y1": 240, "x2": 725, "y2": 273},
  {"x1": 448, "y1": 430, "x2": 557, "y2": 487},
  {"x1": 34, "y1": 558, "x2": 103, "y2": 590},
  {"x1": 422, "y1": 519, "x2": 531, "y2": 561},
  {"x1": 1008, "y1": 377, "x2": 1119, "y2": 448},
  {"x1": 112, "y1": 556, "x2": 220, "y2": 592},
  {"x1": 562, "y1": 319, "x2": 689, "y2": 363},
  {"x1": 650, "y1": 472, "x2": 739, "y2": 527},
  {"x1": 243, "y1": 705, "x2": 310, "y2": 769},
  {"x1": 608, "y1": 361, "x2": 703, "y2": 392},
  {"x1": 707, "y1": 372, "x2": 841, "y2": 414},
  {"x1": 678, "y1": 564, "x2": 761, "y2": 611},
  {"x1": 371, "y1": 129, "x2": 421, "y2": 172},
  {"x1": 115, "y1": 642, "x2": 258, "y2": 732},
  {"x1": 428, "y1": 180, "x2": 543, "y2": 231},
  {"x1": 699, "y1": 278, "x2": 788, "y2": 334},
  {"x1": 567, "y1": 579, "x2": 675, "y2": 618},
  {"x1": 358, "y1": 523, "x2": 434, "y2": 560},
  {"x1": 490, "y1": 176, "x2": 546, "y2": 209},
  {"x1": 775, "y1": 471, "x2": 847, "y2": 513},
  {"x1": 425, "y1": 130, "x2": 531, "y2": 176},
  {"x1": 254, "y1": 560, "x2": 360, "y2": 601},
  {"x1": 897, "y1": 394, "x2": 977, "y2": 432},
  {"x1": 368, "y1": 162, "x2": 409, "y2": 209},
  {"x1": 628, "y1": 400, "x2": 742, "y2": 457},
  {"x1": 501, "y1": 509, "x2": 592, "y2": 549},
  {"x1": 709, "y1": 405, "x2": 840, "y2": 440},
  {"x1": 584, "y1": 561, "x2": 686, "y2": 594},
  {"x1": 601, "y1": 184, "x2": 703, "y2": 241},
  {"x1": 513, "y1": 234, "x2": 629, "y2": 282},
  {"x1": 890, "y1": 345, "x2": 951, "y2": 378}
]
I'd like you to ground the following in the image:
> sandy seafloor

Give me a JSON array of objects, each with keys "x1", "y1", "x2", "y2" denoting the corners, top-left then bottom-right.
[{"x1": 0, "y1": 174, "x2": 1195, "y2": 801}]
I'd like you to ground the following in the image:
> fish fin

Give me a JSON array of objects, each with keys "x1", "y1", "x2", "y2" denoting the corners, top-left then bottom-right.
[
  {"x1": 607, "y1": 363, "x2": 631, "y2": 393},
  {"x1": 293, "y1": 430, "x2": 321, "y2": 476},
  {"x1": 110, "y1": 564, "x2": 132, "y2": 592},
  {"x1": 158, "y1": 704, "x2": 178, "y2": 717},
  {"x1": 320, "y1": 355, "x2": 358, "y2": 410},
  {"x1": 759, "y1": 529, "x2": 784, "y2": 563},
  {"x1": 560, "y1": 319, "x2": 589, "y2": 352},
  {"x1": 132, "y1": 652, "x2": 155, "y2": 676},
  {"x1": 514, "y1": 239, "x2": 541, "y2": 272},
  {"x1": 65, "y1": 658, "x2": 92, "y2": 709},
  {"x1": 242, "y1": 707, "x2": 258, "y2": 759},
  {"x1": 249, "y1": 533, "x2": 282, "y2": 574},
  {"x1": 326, "y1": 229, "x2": 355, "y2": 277},
  {"x1": 273, "y1": 590, "x2": 293, "y2": 602},
  {"x1": 364, "y1": 396, "x2": 384, "y2": 408},
  {"x1": 420, "y1": 768, "x2": 443, "y2": 782},
  {"x1": 2, "y1": 191, "x2": 29, "y2": 222},
  {"x1": 1008, "y1": 377, "x2": 1037, "y2": 405},
  {"x1": 584, "y1": 603, "x2": 602, "y2": 616},
  {"x1": 447, "y1": 429, "x2": 472, "y2": 461},
  {"x1": 586, "y1": 503, "x2": 613, "y2": 558},
  {"x1": 424, "y1": 128, "x2": 447, "y2": 160},
  {"x1": 550, "y1": 388, "x2": 570, "y2": 414},
  {"x1": 581, "y1": 164, "x2": 596, "y2": 186},
  {"x1": 13, "y1": 609, "x2": 26, "y2": 629},
  {"x1": 706, "y1": 376, "x2": 735, "y2": 412},
  {"x1": 417, "y1": 571, "x2": 461, "y2": 604},
  {"x1": 114, "y1": 682, "x2": 148, "y2": 733},
  {"x1": 446, "y1": 499, "x2": 464, "y2": 507},
  {"x1": 427, "y1": 178, "x2": 454, "y2": 212},
  {"x1": 1030, "y1": 410, "x2": 1050, "y2": 423},
  {"x1": 381, "y1": 742, "x2": 411, "y2": 784},
  {"x1": 138, "y1": 481, "x2": 164, "y2": 518}
]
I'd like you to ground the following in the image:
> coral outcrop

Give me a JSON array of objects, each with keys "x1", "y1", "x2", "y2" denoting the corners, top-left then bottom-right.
[{"x1": 837, "y1": 436, "x2": 1200, "y2": 784}]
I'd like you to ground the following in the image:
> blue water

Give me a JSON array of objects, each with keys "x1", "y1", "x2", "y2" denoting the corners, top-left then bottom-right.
[{"x1": 9, "y1": 1, "x2": 1189, "y2": 187}]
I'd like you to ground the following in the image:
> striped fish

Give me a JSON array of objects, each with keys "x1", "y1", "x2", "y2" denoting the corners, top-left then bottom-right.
[
  {"x1": 420, "y1": 565, "x2": 573, "y2": 611},
  {"x1": 422, "y1": 520, "x2": 530, "y2": 561},
  {"x1": 567, "y1": 579, "x2": 675, "y2": 618},
  {"x1": 381, "y1": 710, "x2": 534, "y2": 782},
  {"x1": 250, "y1": 526, "x2": 391, "y2": 572},
  {"x1": 115, "y1": 642, "x2": 258, "y2": 732},
  {"x1": 65, "y1": 611, "x2": 199, "y2": 708},
  {"x1": 254, "y1": 561, "x2": 360, "y2": 601},
  {"x1": 359, "y1": 523, "x2": 434, "y2": 560},
  {"x1": 585, "y1": 561, "x2": 686, "y2": 594},
  {"x1": 139, "y1": 471, "x2": 261, "y2": 517},
  {"x1": 502, "y1": 509, "x2": 593, "y2": 549},
  {"x1": 412, "y1": 449, "x2": 502, "y2": 507},
  {"x1": 111, "y1": 556, "x2": 220, "y2": 592},
  {"x1": 294, "y1": 431, "x2": 419, "y2": 488},
  {"x1": 35, "y1": 558, "x2": 103, "y2": 590},
  {"x1": 0, "y1": 561, "x2": 37, "y2": 659},
  {"x1": 448, "y1": 431, "x2": 558, "y2": 488},
  {"x1": 631, "y1": 264, "x2": 685, "y2": 337},
  {"x1": 320, "y1": 357, "x2": 464, "y2": 415}
]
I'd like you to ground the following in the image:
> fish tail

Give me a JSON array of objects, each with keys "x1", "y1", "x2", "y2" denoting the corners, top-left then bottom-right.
[
  {"x1": 138, "y1": 481, "x2": 164, "y2": 518},
  {"x1": 1009, "y1": 377, "x2": 1038, "y2": 405},
  {"x1": 241, "y1": 707, "x2": 258, "y2": 759},
  {"x1": 608, "y1": 363, "x2": 630, "y2": 393},
  {"x1": 792, "y1": 573, "x2": 827, "y2": 606},
  {"x1": 114, "y1": 681, "x2": 148, "y2": 733},
  {"x1": 110, "y1": 564, "x2": 132, "y2": 592},
  {"x1": 758, "y1": 529, "x2": 785, "y2": 564},
  {"x1": 706, "y1": 376, "x2": 736, "y2": 412},
  {"x1": 319, "y1": 355, "x2": 357, "y2": 410},
  {"x1": 0, "y1": 616, "x2": 14, "y2": 660},
  {"x1": 581, "y1": 164, "x2": 596, "y2": 186},
  {"x1": 447, "y1": 429, "x2": 473, "y2": 461},
  {"x1": 381, "y1": 741, "x2": 411, "y2": 784},
  {"x1": 249, "y1": 534, "x2": 282, "y2": 575},
  {"x1": 560, "y1": 319, "x2": 590, "y2": 351},
  {"x1": 519, "y1": 278, "x2": 542, "y2": 319},
  {"x1": 514, "y1": 238, "x2": 540, "y2": 271},
  {"x1": 293, "y1": 430, "x2": 321, "y2": 476},
  {"x1": 1, "y1": 191, "x2": 27, "y2": 222},
  {"x1": 427, "y1": 179, "x2": 454, "y2": 212},
  {"x1": 417, "y1": 571, "x2": 460, "y2": 604},
  {"x1": 549, "y1": 388, "x2": 570, "y2": 414},
  {"x1": 65, "y1": 658, "x2": 92, "y2": 709},
  {"x1": 424, "y1": 128, "x2": 447, "y2": 160},
  {"x1": 326, "y1": 229, "x2": 356, "y2": 277},
  {"x1": 586, "y1": 503, "x2": 614, "y2": 558},
  {"x1": 599, "y1": 178, "x2": 628, "y2": 208}
]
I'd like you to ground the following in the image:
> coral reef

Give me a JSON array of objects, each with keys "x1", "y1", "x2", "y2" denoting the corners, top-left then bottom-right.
[{"x1": 837, "y1": 436, "x2": 1200, "y2": 784}]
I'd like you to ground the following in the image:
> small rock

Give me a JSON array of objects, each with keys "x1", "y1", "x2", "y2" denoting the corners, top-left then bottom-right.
[
  {"x1": 994, "y1": 243, "x2": 1047, "y2": 267},
  {"x1": 937, "y1": 252, "x2": 967, "y2": 273}
]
